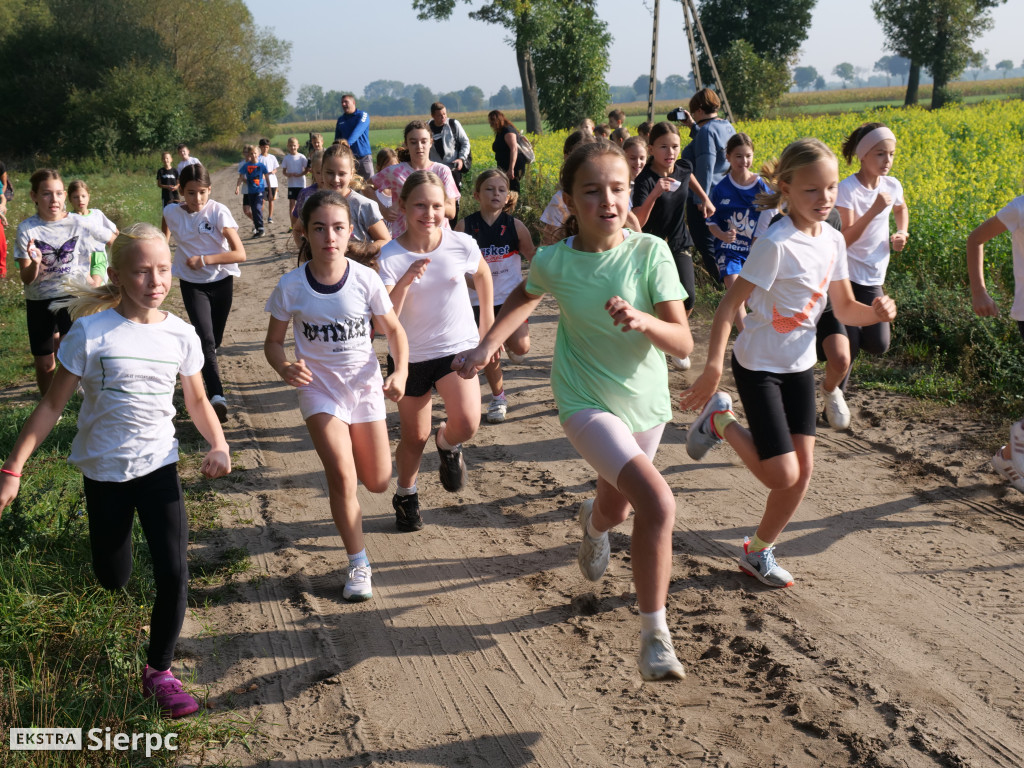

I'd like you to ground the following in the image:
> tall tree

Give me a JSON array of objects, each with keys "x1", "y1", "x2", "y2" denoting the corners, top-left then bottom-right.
[
  {"x1": 793, "y1": 65, "x2": 818, "y2": 90},
  {"x1": 532, "y1": 0, "x2": 611, "y2": 130},
  {"x1": 995, "y1": 59, "x2": 1013, "y2": 77},
  {"x1": 833, "y1": 62, "x2": 855, "y2": 87},
  {"x1": 872, "y1": 0, "x2": 1006, "y2": 109},
  {"x1": 412, "y1": 0, "x2": 551, "y2": 133}
]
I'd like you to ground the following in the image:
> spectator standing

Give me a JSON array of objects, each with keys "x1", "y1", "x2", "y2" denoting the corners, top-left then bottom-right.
[
  {"x1": 428, "y1": 102, "x2": 472, "y2": 221},
  {"x1": 334, "y1": 94, "x2": 373, "y2": 180}
]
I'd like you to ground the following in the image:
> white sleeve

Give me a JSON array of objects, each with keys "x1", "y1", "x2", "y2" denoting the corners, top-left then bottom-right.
[
  {"x1": 997, "y1": 196, "x2": 1024, "y2": 233},
  {"x1": 829, "y1": 230, "x2": 849, "y2": 282},
  {"x1": 56, "y1": 319, "x2": 87, "y2": 376},
  {"x1": 367, "y1": 273, "x2": 394, "y2": 317},
  {"x1": 180, "y1": 324, "x2": 205, "y2": 377},
  {"x1": 264, "y1": 279, "x2": 292, "y2": 322},
  {"x1": 738, "y1": 236, "x2": 782, "y2": 291}
]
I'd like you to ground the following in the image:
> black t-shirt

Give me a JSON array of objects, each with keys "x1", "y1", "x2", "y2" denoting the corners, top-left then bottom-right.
[
  {"x1": 461, "y1": 211, "x2": 520, "y2": 256},
  {"x1": 492, "y1": 125, "x2": 524, "y2": 175},
  {"x1": 632, "y1": 159, "x2": 694, "y2": 253},
  {"x1": 157, "y1": 167, "x2": 180, "y2": 205}
]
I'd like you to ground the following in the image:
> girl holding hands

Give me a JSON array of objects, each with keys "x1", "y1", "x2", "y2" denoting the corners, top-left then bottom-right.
[{"x1": 680, "y1": 138, "x2": 896, "y2": 589}]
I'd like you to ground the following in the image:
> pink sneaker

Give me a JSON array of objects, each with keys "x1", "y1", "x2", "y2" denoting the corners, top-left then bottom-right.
[{"x1": 142, "y1": 665, "x2": 199, "y2": 718}]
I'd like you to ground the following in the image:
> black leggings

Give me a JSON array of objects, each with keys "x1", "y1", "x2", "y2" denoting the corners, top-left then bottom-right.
[
  {"x1": 671, "y1": 249, "x2": 696, "y2": 312},
  {"x1": 179, "y1": 276, "x2": 233, "y2": 398},
  {"x1": 83, "y1": 463, "x2": 189, "y2": 671},
  {"x1": 686, "y1": 201, "x2": 723, "y2": 286},
  {"x1": 844, "y1": 282, "x2": 890, "y2": 390}
]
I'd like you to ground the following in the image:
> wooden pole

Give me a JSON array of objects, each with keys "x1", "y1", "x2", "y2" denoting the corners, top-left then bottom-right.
[
  {"x1": 647, "y1": 0, "x2": 660, "y2": 124},
  {"x1": 685, "y1": 0, "x2": 734, "y2": 122}
]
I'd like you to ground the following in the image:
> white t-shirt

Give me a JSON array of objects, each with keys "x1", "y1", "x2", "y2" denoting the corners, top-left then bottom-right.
[
  {"x1": 75, "y1": 209, "x2": 118, "y2": 255},
  {"x1": 57, "y1": 308, "x2": 204, "y2": 482},
  {"x1": 346, "y1": 190, "x2": 384, "y2": 242},
  {"x1": 176, "y1": 156, "x2": 201, "y2": 175},
  {"x1": 281, "y1": 153, "x2": 308, "y2": 189},
  {"x1": 260, "y1": 152, "x2": 280, "y2": 188},
  {"x1": 369, "y1": 162, "x2": 460, "y2": 238},
  {"x1": 162, "y1": 200, "x2": 241, "y2": 283},
  {"x1": 378, "y1": 229, "x2": 480, "y2": 363},
  {"x1": 734, "y1": 217, "x2": 850, "y2": 374},
  {"x1": 265, "y1": 260, "x2": 392, "y2": 397},
  {"x1": 997, "y1": 195, "x2": 1024, "y2": 321},
  {"x1": 15, "y1": 214, "x2": 111, "y2": 300},
  {"x1": 836, "y1": 174, "x2": 904, "y2": 286}
]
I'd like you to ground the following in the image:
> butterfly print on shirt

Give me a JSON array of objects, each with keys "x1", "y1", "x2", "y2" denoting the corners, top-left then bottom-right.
[{"x1": 36, "y1": 237, "x2": 78, "y2": 268}]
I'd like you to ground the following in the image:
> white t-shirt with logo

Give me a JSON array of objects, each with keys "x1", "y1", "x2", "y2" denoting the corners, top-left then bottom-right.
[
  {"x1": 734, "y1": 216, "x2": 850, "y2": 374},
  {"x1": 836, "y1": 174, "x2": 904, "y2": 286},
  {"x1": 997, "y1": 195, "x2": 1024, "y2": 321},
  {"x1": 162, "y1": 200, "x2": 241, "y2": 283},
  {"x1": 281, "y1": 153, "x2": 308, "y2": 189},
  {"x1": 15, "y1": 214, "x2": 111, "y2": 300},
  {"x1": 378, "y1": 229, "x2": 480, "y2": 363},
  {"x1": 260, "y1": 152, "x2": 280, "y2": 188},
  {"x1": 265, "y1": 261, "x2": 392, "y2": 404},
  {"x1": 58, "y1": 309, "x2": 204, "y2": 482}
]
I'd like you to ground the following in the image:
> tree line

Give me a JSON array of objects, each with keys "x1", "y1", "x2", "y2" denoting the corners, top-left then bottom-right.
[{"x1": 0, "y1": 0, "x2": 291, "y2": 158}]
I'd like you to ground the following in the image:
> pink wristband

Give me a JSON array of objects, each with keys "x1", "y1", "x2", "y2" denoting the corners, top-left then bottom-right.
[{"x1": 1, "y1": 468, "x2": 23, "y2": 478}]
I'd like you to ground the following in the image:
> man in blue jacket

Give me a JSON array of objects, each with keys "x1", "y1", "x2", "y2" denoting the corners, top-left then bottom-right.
[{"x1": 334, "y1": 94, "x2": 372, "y2": 180}]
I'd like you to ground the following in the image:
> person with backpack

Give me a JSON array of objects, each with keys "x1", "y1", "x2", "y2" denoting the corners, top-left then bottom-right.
[
  {"x1": 488, "y1": 110, "x2": 532, "y2": 193},
  {"x1": 429, "y1": 102, "x2": 472, "y2": 221}
]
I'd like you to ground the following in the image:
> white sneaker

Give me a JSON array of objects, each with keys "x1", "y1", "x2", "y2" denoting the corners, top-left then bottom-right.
[
  {"x1": 670, "y1": 355, "x2": 691, "y2": 371},
  {"x1": 577, "y1": 499, "x2": 610, "y2": 581},
  {"x1": 209, "y1": 394, "x2": 228, "y2": 424},
  {"x1": 820, "y1": 383, "x2": 851, "y2": 430},
  {"x1": 486, "y1": 395, "x2": 507, "y2": 423},
  {"x1": 638, "y1": 630, "x2": 685, "y2": 681},
  {"x1": 343, "y1": 564, "x2": 372, "y2": 602},
  {"x1": 992, "y1": 448, "x2": 1024, "y2": 493}
]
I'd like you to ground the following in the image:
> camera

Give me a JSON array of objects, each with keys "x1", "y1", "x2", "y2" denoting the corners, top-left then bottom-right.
[{"x1": 667, "y1": 107, "x2": 690, "y2": 122}]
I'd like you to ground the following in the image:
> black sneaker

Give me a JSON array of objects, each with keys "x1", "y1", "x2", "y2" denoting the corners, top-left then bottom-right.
[
  {"x1": 393, "y1": 492, "x2": 423, "y2": 532},
  {"x1": 436, "y1": 429, "x2": 467, "y2": 492}
]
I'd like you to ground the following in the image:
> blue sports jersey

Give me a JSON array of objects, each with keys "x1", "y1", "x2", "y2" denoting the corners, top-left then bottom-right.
[{"x1": 707, "y1": 174, "x2": 772, "y2": 263}]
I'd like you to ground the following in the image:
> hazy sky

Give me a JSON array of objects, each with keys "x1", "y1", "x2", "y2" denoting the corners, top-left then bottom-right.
[{"x1": 243, "y1": 0, "x2": 1019, "y2": 101}]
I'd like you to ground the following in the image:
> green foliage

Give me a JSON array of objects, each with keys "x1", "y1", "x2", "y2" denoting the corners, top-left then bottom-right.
[
  {"x1": 793, "y1": 66, "x2": 819, "y2": 91},
  {"x1": 833, "y1": 62, "x2": 855, "y2": 86},
  {"x1": 532, "y1": 0, "x2": 612, "y2": 130},
  {"x1": 715, "y1": 40, "x2": 792, "y2": 120}
]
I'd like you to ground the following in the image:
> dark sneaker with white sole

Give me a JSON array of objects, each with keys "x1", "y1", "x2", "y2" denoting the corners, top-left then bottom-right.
[{"x1": 393, "y1": 492, "x2": 424, "y2": 532}]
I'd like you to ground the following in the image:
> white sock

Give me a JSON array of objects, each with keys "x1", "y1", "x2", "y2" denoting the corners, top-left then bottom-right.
[
  {"x1": 397, "y1": 484, "x2": 417, "y2": 496},
  {"x1": 436, "y1": 424, "x2": 457, "y2": 450},
  {"x1": 586, "y1": 517, "x2": 605, "y2": 540},
  {"x1": 348, "y1": 549, "x2": 369, "y2": 568},
  {"x1": 639, "y1": 607, "x2": 668, "y2": 638}
]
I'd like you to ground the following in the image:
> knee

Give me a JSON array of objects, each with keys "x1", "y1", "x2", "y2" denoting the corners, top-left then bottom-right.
[
  {"x1": 33, "y1": 357, "x2": 55, "y2": 375},
  {"x1": 94, "y1": 565, "x2": 130, "y2": 591},
  {"x1": 400, "y1": 428, "x2": 430, "y2": 454},
  {"x1": 508, "y1": 335, "x2": 530, "y2": 356},
  {"x1": 763, "y1": 456, "x2": 803, "y2": 490},
  {"x1": 362, "y1": 470, "x2": 391, "y2": 495}
]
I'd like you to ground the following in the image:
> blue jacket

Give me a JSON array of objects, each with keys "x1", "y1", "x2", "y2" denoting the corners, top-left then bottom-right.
[
  {"x1": 689, "y1": 118, "x2": 735, "y2": 194},
  {"x1": 334, "y1": 110, "x2": 371, "y2": 157}
]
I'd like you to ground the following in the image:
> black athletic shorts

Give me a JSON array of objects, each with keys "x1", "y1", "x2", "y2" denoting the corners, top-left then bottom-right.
[
  {"x1": 287, "y1": 187, "x2": 302, "y2": 200},
  {"x1": 26, "y1": 297, "x2": 73, "y2": 356},
  {"x1": 731, "y1": 353, "x2": 816, "y2": 461},
  {"x1": 815, "y1": 299, "x2": 847, "y2": 363},
  {"x1": 388, "y1": 353, "x2": 459, "y2": 398},
  {"x1": 266, "y1": 187, "x2": 277, "y2": 201}
]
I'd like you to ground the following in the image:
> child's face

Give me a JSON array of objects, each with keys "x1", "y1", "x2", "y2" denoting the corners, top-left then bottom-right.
[
  {"x1": 405, "y1": 129, "x2": 432, "y2": 165},
  {"x1": 624, "y1": 145, "x2": 647, "y2": 180},
  {"x1": 649, "y1": 133, "x2": 680, "y2": 171},
  {"x1": 178, "y1": 147, "x2": 190, "y2": 160},
  {"x1": 31, "y1": 179, "x2": 67, "y2": 220},
  {"x1": 181, "y1": 181, "x2": 211, "y2": 213},
  {"x1": 780, "y1": 158, "x2": 839, "y2": 227},
  {"x1": 70, "y1": 188, "x2": 90, "y2": 213},
  {"x1": 307, "y1": 203, "x2": 352, "y2": 261},
  {"x1": 564, "y1": 154, "x2": 630, "y2": 238},
  {"x1": 728, "y1": 145, "x2": 754, "y2": 176},
  {"x1": 287, "y1": 139, "x2": 299, "y2": 154},
  {"x1": 245, "y1": 149, "x2": 258, "y2": 163},
  {"x1": 162, "y1": 153, "x2": 173, "y2": 167},
  {"x1": 321, "y1": 155, "x2": 352, "y2": 192},
  {"x1": 260, "y1": 144, "x2": 269, "y2": 155},
  {"x1": 861, "y1": 139, "x2": 896, "y2": 178},
  {"x1": 114, "y1": 239, "x2": 173, "y2": 315},
  {"x1": 400, "y1": 183, "x2": 446, "y2": 233},
  {"x1": 475, "y1": 176, "x2": 510, "y2": 212},
  {"x1": 311, "y1": 136, "x2": 324, "y2": 151}
]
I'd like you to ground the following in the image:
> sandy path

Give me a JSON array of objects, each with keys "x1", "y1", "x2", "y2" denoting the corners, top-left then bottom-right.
[{"x1": 178, "y1": 167, "x2": 1024, "y2": 767}]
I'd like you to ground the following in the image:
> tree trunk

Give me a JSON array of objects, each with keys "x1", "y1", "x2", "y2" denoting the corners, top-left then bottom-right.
[
  {"x1": 904, "y1": 62, "x2": 920, "y2": 106},
  {"x1": 930, "y1": 72, "x2": 949, "y2": 109},
  {"x1": 515, "y1": 41, "x2": 543, "y2": 134}
]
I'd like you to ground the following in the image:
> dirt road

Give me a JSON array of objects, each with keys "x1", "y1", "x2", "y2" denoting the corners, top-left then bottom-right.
[{"x1": 180, "y1": 168, "x2": 1024, "y2": 767}]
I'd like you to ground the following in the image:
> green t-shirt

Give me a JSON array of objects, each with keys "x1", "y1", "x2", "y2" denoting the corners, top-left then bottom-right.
[{"x1": 525, "y1": 232, "x2": 686, "y2": 433}]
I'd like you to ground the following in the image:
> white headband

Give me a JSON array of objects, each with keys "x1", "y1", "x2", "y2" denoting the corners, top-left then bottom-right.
[{"x1": 855, "y1": 127, "x2": 897, "y2": 160}]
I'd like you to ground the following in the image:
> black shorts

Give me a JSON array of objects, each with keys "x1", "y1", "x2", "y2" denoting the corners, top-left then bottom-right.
[
  {"x1": 389, "y1": 353, "x2": 460, "y2": 399},
  {"x1": 815, "y1": 299, "x2": 847, "y2": 362},
  {"x1": 266, "y1": 187, "x2": 277, "y2": 201},
  {"x1": 731, "y1": 353, "x2": 816, "y2": 461},
  {"x1": 287, "y1": 187, "x2": 302, "y2": 201},
  {"x1": 26, "y1": 297, "x2": 73, "y2": 356}
]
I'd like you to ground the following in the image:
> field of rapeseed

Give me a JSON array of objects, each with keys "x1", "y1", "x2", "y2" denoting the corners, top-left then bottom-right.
[{"x1": 468, "y1": 100, "x2": 1024, "y2": 407}]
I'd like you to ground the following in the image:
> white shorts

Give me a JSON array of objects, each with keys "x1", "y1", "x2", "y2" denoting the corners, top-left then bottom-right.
[
  {"x1": 562, "y1": 409, "x2": 665, "y2": 490},
  {"x1": 296, "y1": 379, "x2": 385, "y2": 424}
]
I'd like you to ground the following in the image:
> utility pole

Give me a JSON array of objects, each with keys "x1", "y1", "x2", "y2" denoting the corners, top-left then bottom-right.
[
  {"x1": 646, "y1": 0, "x2": 659, "y2": 124},
  {"x1": 681, "y1": 0, "x2": 734, "y2": 122}
]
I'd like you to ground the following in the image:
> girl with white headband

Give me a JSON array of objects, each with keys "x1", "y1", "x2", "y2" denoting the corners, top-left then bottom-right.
[{"x1": 829, "y1": 123, "x2": 909, "y2": 419}]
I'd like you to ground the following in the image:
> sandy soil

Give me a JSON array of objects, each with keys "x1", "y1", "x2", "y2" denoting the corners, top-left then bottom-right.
[{"x1": 177, "y1": 168, "x2": 1024, "y2": 767}]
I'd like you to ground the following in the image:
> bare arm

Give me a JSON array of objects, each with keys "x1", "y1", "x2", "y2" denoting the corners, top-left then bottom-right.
[
  {"x1": 504, "y1": 131, "x2": 519, "y2": 176},
  {"x1": 366, "y1": 220, "x2": 391, "y2": 251},
  {"x1": 632, "y1": 178, "x2": 671, "y2": 227},
  {"x1": 374, "y1": 308, "x2": 408, "y2": 402},
  {"x1": 829, "y1": 278, "x2": 897, "y2": 327},
  {"x1": 967, "y1": 215, "x2": 1008, "y2": 317},
  {"x1": 891, "y1": 200, "x2": 910, "y2": 252},
  {"x1": 837, "y1": 190, "x2": 892, "y2": 247},
  {"x1": 470, "y1": 257, "x2": 495, "y2": 338},
  {"x1": 384, "y1": 258, "x2": 430, "y2": 316},
  {"x1": 606, "y1": 296, "x2": 692, "y2": 360},
  {"x1": 185, "y1": 227, "x2": 246, "y2": 270},
  {"x1": 453, "y1": 281, "x2": 543, "y2": 377},
  {"x1": 688, "y1": 177, "x2": 715, "y2": 217},
  {"x1": 179, "y1": 373, "x2": 231, "y2": 478},
  {"x1": 515, "y1": 219, "x2": 537, "y2": 261}
]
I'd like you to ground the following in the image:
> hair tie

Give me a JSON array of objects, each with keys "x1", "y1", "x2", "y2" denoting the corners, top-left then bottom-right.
[{"x1": 855, "y1": 127, "x2": 897, "y2": 160}]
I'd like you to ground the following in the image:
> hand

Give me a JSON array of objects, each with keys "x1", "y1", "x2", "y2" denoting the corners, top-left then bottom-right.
[
  {"x1": 234, "y1": 187, "x2": 240, "y2": 196},
  {"x1": 451, "y1": 345, "x2": 493, "y2": 379},
  {"x1": 606, "y1": 295, "x2": 648, "y2": 333},
  {"x1": 872, "y1": 294, "x2": 897, "y2": 323},
  {"x1": 868, "y1": 191, "x2": 893, "y2": 215},
  {"x1": 717, "y1": 228, "x2": 737, "y2": 244},
  {"x1": 381, "y1": 205, "x2": 399, "y2": 223},
  {"x1": 185, "y1": 255, "x2": 203, "y2": 270},
  {"x1": 679, "y1": 370, "x2": 722, "y2": 414},
  {"x1": 0, "y1": 473, "x2": 21, "y2": 517},
  {"x1": 280, "y1": 359, "x2": 313, "y2": 387},
  {"x1": 201, "y1": 448, "x2": 231, "y2": 479},
  {"x1": 27, "y1": 239, "x2": 42, "y2": 261},
  {"x1": 971, "y1": 291, "x2": 999, "y2": 317},
  {"x1": 382, "y1": 372, "x2": 406, "y2": 402},
  {"x1": 699, "y1": 199, "x2": 716, "y2": 218},
  {"x1": 653, "y1": 177, "x2": 675, "y2": 197},
  {"x1": 453, "y1": 159, "x2": 464, "y2": 171},
  {"x1": 890, "y1": 232, "x2": 908, "y2": 252},
  {"x1": 399, "y1": 258, "x2": 430, "y2": 286}
]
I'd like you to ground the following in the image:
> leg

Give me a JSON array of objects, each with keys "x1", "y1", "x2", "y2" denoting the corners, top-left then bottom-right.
[
  {"x1": 83, "y1": 475, "x2": 138, "y2": 592},
  {"x1": 349, "y1": 419, "x2": 393, "y2": 493},
  {"x1": 33, "y1": 354, "x2": 56, "y2": 396},
  {"x1": 672, "y1": 248, "x2": 696, "y2": 314},
  {"x1": 207, "y1": 276, "x2": 234, "y2": 351},
  {"x1": 723, "y1": 273, "x2": 746, "y2": 331},
  {"x1": 179, "y1": 280, "x2": 224, "y2": 398},
  {"x1": 686, "y1": 202, "x2": 722, "y2": 286},
  {"x1": 755, "y1": 434, "x2": 814, "y2": 543},
  {"x1": 267, "y1": 189, "x2": 275, "y2": 221},
  {"x1": 251, "y1": 192, "x2": 264, "y2": 233},
  {"x1": 26, "y1": 298, "x2": 63, "y2": 396},
  {"x1": 822, "y1": 333, "x2": 851, "y2": 393},
  {"x1": 306, "y1": 414, "x2": 366, "y2": 554},
  {"x1": 395, "y1": 391, "x2": 434, "y2": 489},
  {"x1": 434, "y1": 370, "x2": 481, "y2": 446},
  {"x1": 483, "y1": 358, "x2": 504, "y2": 397},
  {"x1": 506, "y1": 321, "x2": 531, "y2": 357}
]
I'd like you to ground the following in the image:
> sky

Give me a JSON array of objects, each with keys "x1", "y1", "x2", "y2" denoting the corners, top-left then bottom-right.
[{"x1": 243, "y1": 0, "x2": 1019, "y2": 101}]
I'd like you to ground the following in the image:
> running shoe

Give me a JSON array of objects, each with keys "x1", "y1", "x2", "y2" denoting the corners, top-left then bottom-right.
[
  {"x1": 343, "y1": 564, "x2": 372, "y2": 602},
  {"x1": 255, "y1": 229, "x2": 265, "y2": 238},
  {"x1": 686, "y1": 391, "x2": 732, "y2": 461},
  {"x1": 738, "y1": 537, "x2": 794, "y2": 588},
  {"x1": 210, "y1": 395, "x2": 228, "y2": 424},
  {"x1": 991, "y1": 448, "x2": 1024, "y2": 493},
  {"x1": 142, "y1": 665, "x2": 199, "y2": 719},
  {"x1": 505, "y1": 350, "x2": 526, "y2": 365},
  {"x1": 392, "y1": 492, "x2": 424, "y2": 532},
  {"x1": 486, "y1": 395, "x2": 508, "y2": 424},
  {"x1": 268, "y1": 217, "x2": 274, "y2": 225},
  {"x1": 637, "y1": 629, "x2": 686, "y2": 681},
  {"x1": 670, "y1": 355, "x2": 692, "y2": 371},
  {"x1": 1010, "y1": 422, "x2": 1024, "y2": 477},
  {"x1": 821, "y1": 383, "x2": 851, "y2": 430},
  {"x1": 436, "y1": 423, "x2": 467, "y2": 492},
  {"x1": 576, "y1": 499, "x2": 610, "y2": 581}
]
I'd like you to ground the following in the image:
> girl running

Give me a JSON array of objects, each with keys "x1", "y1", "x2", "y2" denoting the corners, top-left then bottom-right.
[
  {"x1": 967, "y1": 191, "x2": 1024, "y2": 492},
  {"x1": 291, "y1": 148, "x2": 324, "y2": 249},
  {"x1": 68, "y1": 179, "x2": 119, "y2": 278},
  {"x1": 453, "y1": 141, "x2": 693, "y2": 682},
  {"x1": 161, "y1": 163, "x2": 246, "y2": 424},
  {"x1": 632, "y1": 121, "x2": 715, "y2": 370},
  {"x1": 15, "y1": 169, "x2": 115, "y2": 395},
  {"x1": 623, "y1": 136, "x2": 648, "y2": 192},
  {"x1": 377, "y1": 171, "x2": 493, "y2": 533},
  {"x1": 680, "y1": 138, "x2": 897, "y2": 589},
  {"x1": 456, "y1": 169, "x2": 537, "y2": 422},
  {"x1": 370, "y1": 121, "x2": 460, "y2": 238},
  {"x1": 265, "y1": 191, "x2": 409, "y2": 600},
  {"x1": 0, "y1": 223, "x2": 231, "y2": 718},
  {"x1": 705, "y1": 133, "x2": 776, "y2": 331},
  {"x1": 374, "y1": 148, "x2": 399, "y2": 233},
  {"x1": 833, "y1": 122, "x2": 909, "y2": 402}
]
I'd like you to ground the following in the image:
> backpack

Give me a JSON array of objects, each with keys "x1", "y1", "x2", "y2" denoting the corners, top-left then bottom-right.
[
  {"x1": 450, "y1": 118, "x2": 473, "y2": 172},
  {"x1": 516, "y1": 132, "x2": 535, "y2": 163}
]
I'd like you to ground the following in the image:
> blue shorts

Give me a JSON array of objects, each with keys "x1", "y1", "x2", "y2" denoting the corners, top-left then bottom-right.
[{"x1": 715, "y1": 249, "x2": 747, "y2": 279}]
